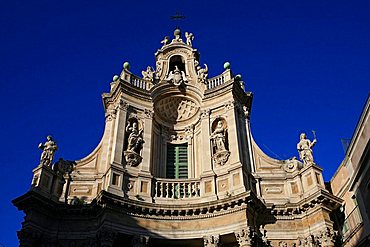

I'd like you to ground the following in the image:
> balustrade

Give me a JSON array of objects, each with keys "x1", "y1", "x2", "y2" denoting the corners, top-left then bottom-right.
[
  {"x1": 154, "y1": 179, "x2": 201, "y2": 199},
  {"x1": 207, "y1": 74, "x2": 225, "y2": 89}
]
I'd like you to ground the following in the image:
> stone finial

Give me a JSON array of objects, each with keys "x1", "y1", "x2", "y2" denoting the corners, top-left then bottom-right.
[
  {"x1": 224, "y1": 62, "x2": 231, "y2": 70},
  {"x1": 38, "y1": 135, "x2": 58, "y2": 167},
  {"x1": 123, "y1": 61, "x2": 130, "y2": 70},
  {"x1": 173, "y1": 28, "x2": 182, "y2": 42},
  {"x1": 112, "y1": 75, "x2": 119, "y2": 82},
  {"x1": 297, "y1": 132, "x2": 317, "y2": 165}
]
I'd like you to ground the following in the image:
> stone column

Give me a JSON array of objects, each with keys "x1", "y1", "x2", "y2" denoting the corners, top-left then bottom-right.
[
  {"x1": 203, "y1": 234, "x2": 220, "y2": 247},
  {"x1": 234, "y1": 227, "x2": 254, "y2": 247},
  {"x1": 132, "y1": 235, "x2": 149, "y2": 247}
]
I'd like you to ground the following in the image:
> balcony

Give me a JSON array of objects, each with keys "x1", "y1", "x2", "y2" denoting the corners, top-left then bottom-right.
[{"x1": 154, "y1": 178, "x2": 201, "y2": 202}]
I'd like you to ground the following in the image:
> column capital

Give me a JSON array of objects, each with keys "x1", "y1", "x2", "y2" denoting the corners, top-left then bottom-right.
[
  {"x1": 132, "y1": 234, "x2": 149, "y2": 247},
  {"x1": 203, "y1": 234, "x2": 220, "y2": 247},
  {"x1": 234, "y1": 227, "x2": 254, "y2": 247}
]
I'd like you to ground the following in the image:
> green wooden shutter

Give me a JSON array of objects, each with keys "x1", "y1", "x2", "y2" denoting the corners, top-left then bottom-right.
[{"x1": 166, "y1": 144, "x2": 188, "y2": 179}]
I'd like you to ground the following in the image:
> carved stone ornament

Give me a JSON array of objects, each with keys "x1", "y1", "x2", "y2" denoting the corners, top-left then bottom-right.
[
  {"x1": 38, "y1": 135, "x2": 58, "y2": 167},
  {"x1": 283, "y1": 157, "x2": 299, "y2": 172},
  {"x1": 196, "y1": 63, "x2": 208, "y2": 84},
  {"x1": 200, "y1": 109, "x2": 210, "y2": 119},
  {"x1": 141, "y1": 66, "x2": 155, "y2": 82},
  {"x1": 155, "y1": 97, "x2": 199, "y2": 123},
  {"x1": 53, "y1": 158, "x2": 75, "y2": 176},
  {"x1": 165, "y1": 65, "x2": 188, "y2": 86},
  {"x1": 124, "y1": 151, "x2": 143, "y2": 167},
  {"x1": 212, "y1": 150, "x2": 230, "y2": 166},
  {"x1": 203, "y1": 235, "x2": 219, "y2": 247},
  {"x1": 155, "y1": 61, "x2": 163, "y2": 80}
]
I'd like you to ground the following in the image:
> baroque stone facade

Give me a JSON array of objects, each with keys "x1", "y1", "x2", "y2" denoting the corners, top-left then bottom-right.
[
  {"x1": 13, "y1": 29, "x2": 342, "y2": 247},
  {"x1": 330, "y1": 96, "x2": 370, "y2": 246}
]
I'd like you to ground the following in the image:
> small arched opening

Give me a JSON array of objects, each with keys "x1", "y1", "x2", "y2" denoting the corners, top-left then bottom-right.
[{"x1": 169, "y1": 55, "x2": 185, "y2": 73}]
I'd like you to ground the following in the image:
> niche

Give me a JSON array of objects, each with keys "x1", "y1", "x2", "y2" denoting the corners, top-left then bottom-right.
[{"x1": 169, "y1": 55, "x2": 185, "y2": 73}]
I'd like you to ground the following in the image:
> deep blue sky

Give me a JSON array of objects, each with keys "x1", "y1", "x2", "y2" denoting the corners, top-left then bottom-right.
[{"x1": 1, "y1": 0, "x2": 369, "y2": 245}]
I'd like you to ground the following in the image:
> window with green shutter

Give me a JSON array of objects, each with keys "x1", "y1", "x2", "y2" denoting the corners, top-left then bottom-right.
[{"x1": 166, "y1": 143, "x2": 188, "y2": 179}]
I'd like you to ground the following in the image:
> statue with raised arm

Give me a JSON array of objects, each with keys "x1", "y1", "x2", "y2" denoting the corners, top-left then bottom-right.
[
  {"x1": 38, "y1": 135, "x2": 58, "y2": 167},
  {"x1": 210, "y1": 121, "x2": 227, "y2": 153},
  {"x1": 160, "y1": 36, "x2": 170, "y2": 46},
  {"x1": 126, "y1": 121, "x2": 144, "y2": 153},
  {"x1": 297, "y1": 132, "x2": 317, "y2": 165}
]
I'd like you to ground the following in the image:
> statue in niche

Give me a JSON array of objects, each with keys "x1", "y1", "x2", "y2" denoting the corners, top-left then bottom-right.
[
  {"x1": 211, "y1": 121, "x2": 227, "y2": 152},
  {"x1": 124, "y1": 120, "x2": 144, "y2": 167},
  {"x1": 126, "y1": 121, "x2": 144, "y2": 153},
  {"x1": 141, "y1": 66, "x2": 154, "y2": 81},
  {"x1": 38, "y1": 135, "x2": 58, "y2": 167},
  {"x1": 210, "y1": 119, "x2": 230, "y2": 166},
  {"x1": 185, "y1": 32, "x2": 194, "y2": 46},
  {"x1": 165, "y1": 65, "x2": 187, "y2": 86},
  {"x1": 197, "y1": 64, "x2": 208, "y2": 84},
  {"x1": 297, "y1": 132, "x2": 317, "y2": 165}
]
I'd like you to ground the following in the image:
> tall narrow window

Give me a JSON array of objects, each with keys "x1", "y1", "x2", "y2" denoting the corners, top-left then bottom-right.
[{"x1": 166, "y1": 143, "x2": 188, "y2": 179}]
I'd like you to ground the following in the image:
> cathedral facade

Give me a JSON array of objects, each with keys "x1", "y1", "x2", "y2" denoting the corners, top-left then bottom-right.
[{"x1": 13, "y1": 29, "x2": 342, "y2": 247}]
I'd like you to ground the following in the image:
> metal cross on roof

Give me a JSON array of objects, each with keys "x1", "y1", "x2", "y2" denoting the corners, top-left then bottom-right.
[{"x1": 170, "y1": 12, "x2": 186, "y2": 21}]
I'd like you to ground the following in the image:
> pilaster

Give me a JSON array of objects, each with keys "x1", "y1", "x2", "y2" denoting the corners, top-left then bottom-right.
[{"x1": 111, "y1": 99, "x2": 129, "y2": 165}]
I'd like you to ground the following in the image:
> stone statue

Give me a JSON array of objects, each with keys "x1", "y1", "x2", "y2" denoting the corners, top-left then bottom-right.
[
  {"x1": 297, "y1": 133, "x2": 317, "y2": 165},
  {"x1": 185, "y1": 32, "x2": 194, "y2": 46},
  {"x1": 141, "y1": 66, "x2": 154, "y2": 81},
  {"x1": 160, "y1": 36, "x2": 170, "y2": 46},
  {"x1": 126, "y1": 121, "x2": 144, "y2": 153},
  {"x1": 38, "y1": 135, "x2": 58, "y2": 167},
  {"x1": 165, "y1": 65, "x2": 187, "y2": 86},
  {"x1": 211, "y1": 121, "x2": 227, "y2": 153},
  {"x1": 155, "y1": 61, "x2": 162, "y2": 79},
  {"x1": 197, "y1": 64, "x2": 208, "y2": 84}
]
